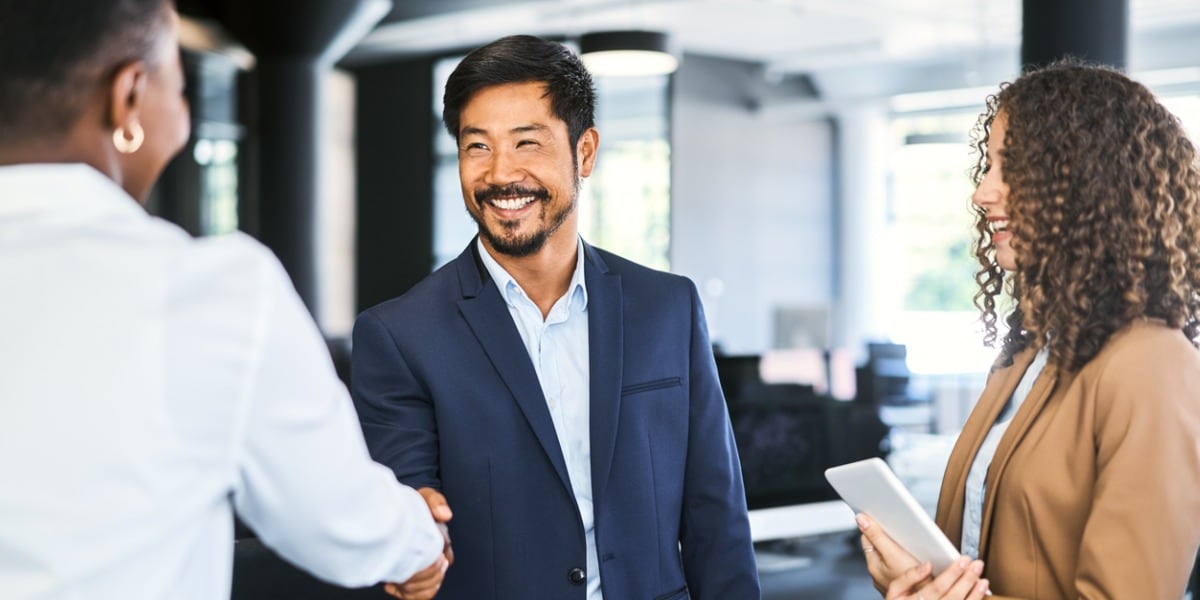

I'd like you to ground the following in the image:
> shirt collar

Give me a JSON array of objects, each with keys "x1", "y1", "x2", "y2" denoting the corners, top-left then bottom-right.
[
  {"x1": 0, "y1": 163, "x2": 146, "y2": 222},
  {"x1": 475, "y1": 236, "x2": 589, "y2": 312}
]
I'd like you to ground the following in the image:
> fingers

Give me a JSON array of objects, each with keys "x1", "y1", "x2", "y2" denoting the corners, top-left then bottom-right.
[
  {"x1": 858, "y1": 513, "x2": 922, "y2": 595},
  {"x1": 917, "y1": 555, "x2": 990, "y2": 600},
  {"x1": 857, "y1": 513, "x2": 907, "y2": 558},
  {"x1": 952, "y1": 559, "x2": 989, "y2": 599},
  {"x1": 885, "y1": 561, "x2": 933, "y2": 599},
  {"x1": 860, "y1": 532, "x2": 876, "y2": 556},
  {"x1": 437, "y1": 522, "x2": 455, "y2": 566},
  {"x1": 386, "y1": 555, "x2": 449, "y2": 600},
  {"x1": 967, "y1": 578, "x2": 991, "y2": 599},
  {"x1": 860, "y1": 533, "x2": 886, "y2": 592},
  {"x1": 417, "y1": 487, "x2": 453, "y2": 523},
  {"x1": 417, "y1": 487, "x2": 455, "y2": 567}
]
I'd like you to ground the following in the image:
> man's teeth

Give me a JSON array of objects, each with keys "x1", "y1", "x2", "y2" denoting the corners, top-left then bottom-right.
[{"x1": 491, "y1": 196, "x2": 536, "y2": 210}]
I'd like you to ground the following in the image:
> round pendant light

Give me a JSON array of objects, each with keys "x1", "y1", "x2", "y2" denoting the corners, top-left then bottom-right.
[{"x1": 579, "y1": 30, "x2": 678, "y2": 77}]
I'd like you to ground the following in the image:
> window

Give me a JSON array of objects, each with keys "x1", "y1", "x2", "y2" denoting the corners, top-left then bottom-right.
[
  {"x1": 578, "y1": 74, "x2": 671, "y2": 270},
  {"x1": 886, "y1": 112, "x2": 996, "y2": 376}
]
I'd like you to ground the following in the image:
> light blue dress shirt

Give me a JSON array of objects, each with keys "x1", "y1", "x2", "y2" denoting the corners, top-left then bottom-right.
[
  {"x1": 476, "y1": 237, "x2": 601, "y2": 599},
  {"x1": 961, "y1": 346, "x2": 1050, "y2": 559}
]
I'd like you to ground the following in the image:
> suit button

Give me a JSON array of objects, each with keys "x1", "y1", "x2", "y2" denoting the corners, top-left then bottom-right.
[{"x1": 567, "y1": 567, "x2": 586, "y2": 585}]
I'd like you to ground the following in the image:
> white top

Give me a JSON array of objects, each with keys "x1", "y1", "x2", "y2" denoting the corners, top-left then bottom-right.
[
  {"x1": 0, "y1": 164, "x2": 443, "y2": 599},
  {"x1": 476, "y1": 237, "x2": 601, "y2": 599},
  {"x1": 961, "y1": 346, "x2": 1050, "y2": 559}
]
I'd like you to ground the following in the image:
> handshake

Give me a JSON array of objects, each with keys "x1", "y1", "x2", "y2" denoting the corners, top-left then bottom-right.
[{"x1": 384, "y1": 487, "x2": 455, "y2": 600}]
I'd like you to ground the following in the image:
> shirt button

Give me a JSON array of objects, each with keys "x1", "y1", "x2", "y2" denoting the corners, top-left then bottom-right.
[{"x1": 568, "y1": 567, "x2": 586, "y2": 585}]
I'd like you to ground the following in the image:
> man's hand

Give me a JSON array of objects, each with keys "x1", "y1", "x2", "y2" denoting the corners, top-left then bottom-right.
[
  {"x1": 383, "y1": 488, "x2": 455, "y2": 600},
  {"x1": 383, "y1": 554, "x2": 448, "y2": 600},
  {"x1": 417, "y1": 487, "x2": 454, "y2": 565}
]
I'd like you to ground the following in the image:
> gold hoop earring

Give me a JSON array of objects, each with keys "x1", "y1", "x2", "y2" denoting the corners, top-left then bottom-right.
[{"x1": 113, "y1": 122, "x2": 145, "y2": 154}]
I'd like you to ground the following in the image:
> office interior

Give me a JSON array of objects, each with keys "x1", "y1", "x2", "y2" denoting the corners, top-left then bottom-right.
[{"x1": 157, "y1": 0, "x2": 1200, "y2": 597}]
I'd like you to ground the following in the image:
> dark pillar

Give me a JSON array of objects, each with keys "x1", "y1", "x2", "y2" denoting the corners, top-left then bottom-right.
[
  {"x1": 250, "y1": 58, "x2": 321, "y2": 309},
  {"x1": 352, "y1": 58, "x2": 436, "y2": 313},
  {"x1": 1022, "y1": 0, "x2": 1128, "y2": 71},
  {"x1": 196, "y1": 0, "x2": 391, "y2": 317}
]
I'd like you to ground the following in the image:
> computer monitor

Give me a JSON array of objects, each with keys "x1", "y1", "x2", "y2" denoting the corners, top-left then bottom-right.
[
  {"x1": 729, "y1": 385, "x2": 840, "y2": 510},
  {"x1": 715, "y1": 353, "x2": 888, "y2": 512}
]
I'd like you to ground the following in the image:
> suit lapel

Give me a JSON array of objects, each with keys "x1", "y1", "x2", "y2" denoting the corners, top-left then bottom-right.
[
  {"x1": 936, "y1": 347, "x2": 1038, "y2": 545},
  {"x1": 976, "y1": 353, "x2": 1062, "y2": 559},
  {"x1": 454, "y1": 242, "x2": 574, "y2": 494},
  {"x1": 584, "y1": 245, "x2": 623, "y2": 502}
]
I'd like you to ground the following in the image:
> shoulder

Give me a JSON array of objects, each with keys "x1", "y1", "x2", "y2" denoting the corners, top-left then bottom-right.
[
  {"x1": 359, "y1": 257, "x2": 463, "y2": 326},
  {"x1": 1088, "y1": 320, "x2": 1200, "y2": 378},
  {"x1": 1081, "y1": 320, "x2": 1200, "y2": 421},
  {"x1": 167, "y1": 232, "x2": 289, "y2": 297},
  {"x1": 587, "y1": 245, "x2": 696, "y2": 296}
]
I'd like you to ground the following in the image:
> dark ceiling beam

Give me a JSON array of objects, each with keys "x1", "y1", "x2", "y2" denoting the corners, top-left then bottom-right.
[{"x1": 1022, "y1": 0, "x2": 1128, "y2": 71}]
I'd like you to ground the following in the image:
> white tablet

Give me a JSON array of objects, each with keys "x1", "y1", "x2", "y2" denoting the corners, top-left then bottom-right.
[{"x1": 824, "y1": 457, "x2": 961, "y2": 573}]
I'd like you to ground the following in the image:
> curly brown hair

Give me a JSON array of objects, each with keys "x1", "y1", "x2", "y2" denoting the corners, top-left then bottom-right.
[{"x1": 970, "y1": 60, "x2": 1200, "y2": 371}]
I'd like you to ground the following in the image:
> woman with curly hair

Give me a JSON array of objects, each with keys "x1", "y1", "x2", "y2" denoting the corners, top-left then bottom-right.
[{"x1": 858, "y1": 61, "x2": 1200, "y2": 599}]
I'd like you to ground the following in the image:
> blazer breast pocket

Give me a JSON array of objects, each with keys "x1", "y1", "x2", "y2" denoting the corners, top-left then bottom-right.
[
  {"x1": 653, "y1": 586, "x2": 689, "y2": 600},
  {"x1": 621, "y1": 376, "x2": 682, "y2": 397}
]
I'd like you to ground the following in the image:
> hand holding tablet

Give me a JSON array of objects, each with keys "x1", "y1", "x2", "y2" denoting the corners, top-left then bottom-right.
[{"x1": 825, "y1": 457, "x2": 961, "y2": 573}]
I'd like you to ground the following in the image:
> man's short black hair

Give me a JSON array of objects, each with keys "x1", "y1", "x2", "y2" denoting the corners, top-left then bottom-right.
[
  {"x1": 442, "y1": 35, "x2": 597, "y2": 147},
  {"x1": 0, "y1": 0, "x2": 170, "y2": 140}
]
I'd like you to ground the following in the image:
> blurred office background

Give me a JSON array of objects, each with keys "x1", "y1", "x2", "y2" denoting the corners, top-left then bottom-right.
[{"x1": 154, "y1": 0, "x2": 1200, "y2": 597}]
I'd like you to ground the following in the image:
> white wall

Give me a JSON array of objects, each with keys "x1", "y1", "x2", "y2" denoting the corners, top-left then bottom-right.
[{"x1": 670, "y1": 57, "x2": 835, "y2": 354}]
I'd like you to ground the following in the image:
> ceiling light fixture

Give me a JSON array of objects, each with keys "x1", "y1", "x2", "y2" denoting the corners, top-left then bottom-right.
[{"x1": 579, "y1": 30, "x2": 679, "y2": 77}]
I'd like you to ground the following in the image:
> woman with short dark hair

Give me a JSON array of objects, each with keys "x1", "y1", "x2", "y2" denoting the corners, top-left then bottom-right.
[{"x1": 0, "y1": 2, "x2": 449, "y2": 598}]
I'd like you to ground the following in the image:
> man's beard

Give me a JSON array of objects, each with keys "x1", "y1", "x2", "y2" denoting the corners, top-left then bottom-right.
[{"x1": 471, "y1": 183, "x2": 577, "y2": 257}]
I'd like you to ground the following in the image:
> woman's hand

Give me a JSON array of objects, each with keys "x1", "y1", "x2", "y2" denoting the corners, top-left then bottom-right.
[{"x1": 857, "y1": 513, "x2": 990, "y2": 599}]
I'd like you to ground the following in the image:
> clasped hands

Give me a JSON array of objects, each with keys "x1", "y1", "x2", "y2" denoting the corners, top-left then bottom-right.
[
  {"x1": 384, "y1": 487, "x2": 455, "y2": 600},
  {"x1": 857, "y1": 514, "x2": 991, "y2": 600}
]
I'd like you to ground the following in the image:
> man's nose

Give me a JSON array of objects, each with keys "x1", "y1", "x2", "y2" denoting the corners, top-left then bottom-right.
[{"x1": 483, "y1": 149, "x2": 522, "y2": 186}]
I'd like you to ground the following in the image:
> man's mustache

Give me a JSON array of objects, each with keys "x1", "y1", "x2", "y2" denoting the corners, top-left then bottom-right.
[{"x1": 474, "y1": 185, "x2": 550, "y2": 204}]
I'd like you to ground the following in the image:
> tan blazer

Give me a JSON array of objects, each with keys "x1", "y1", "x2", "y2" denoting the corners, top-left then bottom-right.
[{"x1": 935, "y1": 321, "x2": 1200, "y2": 599}]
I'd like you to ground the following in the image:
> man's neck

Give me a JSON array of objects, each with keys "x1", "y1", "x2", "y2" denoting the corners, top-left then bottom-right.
[{"x1": 485, "y1": 232, "x2": 579, "y2": 319}]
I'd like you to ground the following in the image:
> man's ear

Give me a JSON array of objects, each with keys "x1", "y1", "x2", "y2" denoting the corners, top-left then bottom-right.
[
  {"x1": 107, "y1": 61, "x2": 148, "y2": 131},
  {"x1": 576, "y1": 127, "x2": 600, "y2": 178}
]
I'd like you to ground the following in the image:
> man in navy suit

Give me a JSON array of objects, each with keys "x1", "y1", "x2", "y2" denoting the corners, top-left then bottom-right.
[{"x1": 351, "y1": 35, "x2": 760, "y2": 600}]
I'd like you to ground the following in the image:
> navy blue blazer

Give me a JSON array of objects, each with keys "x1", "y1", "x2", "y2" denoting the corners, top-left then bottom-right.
[{"x1": 351, "y1": 241, "x2": 760, "y2": 600}]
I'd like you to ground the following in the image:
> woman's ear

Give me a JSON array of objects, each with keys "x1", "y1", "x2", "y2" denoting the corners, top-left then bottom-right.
[{"x1": 107, "y1": 61, "x2": 148, "y2": 150}]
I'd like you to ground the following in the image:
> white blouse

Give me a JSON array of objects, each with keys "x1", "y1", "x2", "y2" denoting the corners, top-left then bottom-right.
[{"x1": 0, "y1": 164, "x2": 443, "y2": 599}]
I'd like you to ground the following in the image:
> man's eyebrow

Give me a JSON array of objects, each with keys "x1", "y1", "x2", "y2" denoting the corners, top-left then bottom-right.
[
  {"x1": 511, "y1": 124, "x2": 550, "y2": 135},
  {"x1": 459, "y1": 124, "x2": 548, "y2": 138}
]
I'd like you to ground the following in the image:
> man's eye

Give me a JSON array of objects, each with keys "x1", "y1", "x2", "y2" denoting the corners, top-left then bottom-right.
[
  {"x1": 463, "y1": 143, "x2": 489, "y2": 155},
  {"x1": 516, "y1": 140, "x2": 539, "y2": 148}
]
